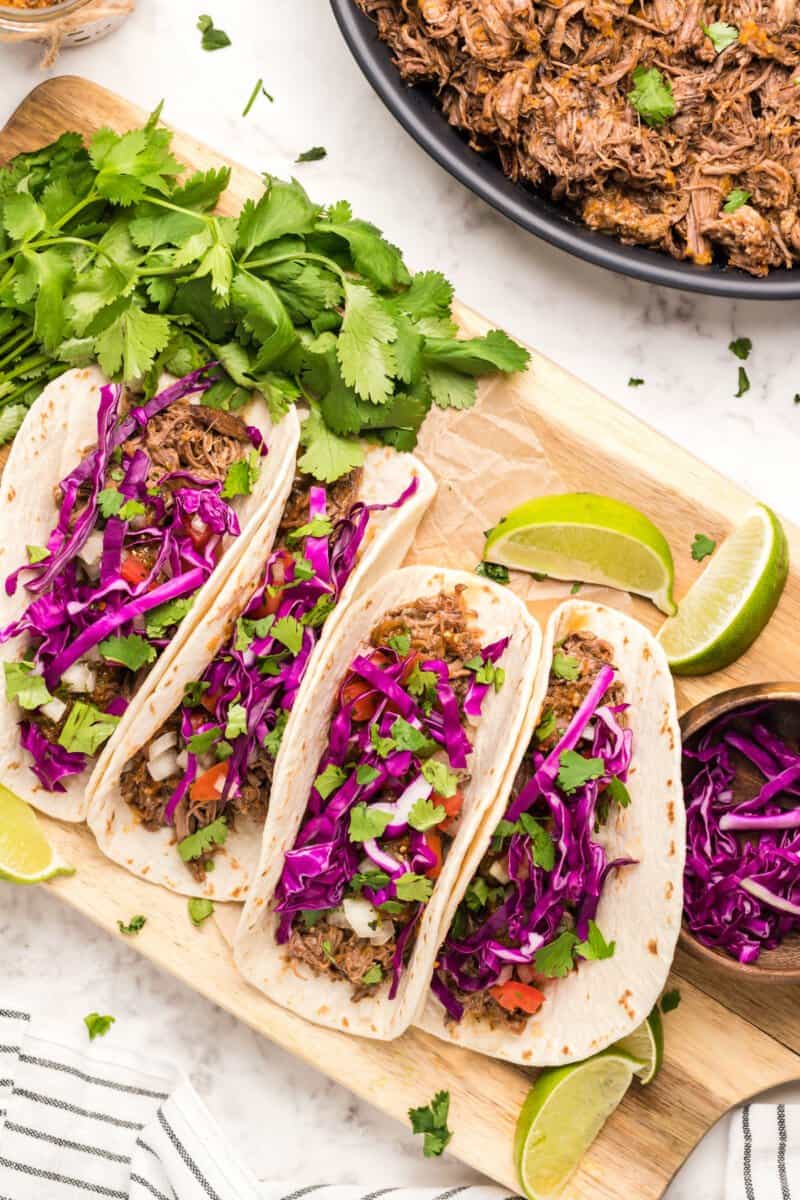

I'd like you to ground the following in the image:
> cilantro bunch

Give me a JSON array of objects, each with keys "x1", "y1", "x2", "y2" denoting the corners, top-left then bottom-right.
[{"x1": 0, "y1": 108, "x2": 529, "y2": 476}]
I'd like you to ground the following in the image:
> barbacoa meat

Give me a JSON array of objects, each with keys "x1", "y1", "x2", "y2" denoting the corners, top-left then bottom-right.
[
  {"x1": 276, "y1": 468, "x2": 364, "y2": 549},
  {"x1": 370, "y1": 585, "x2": 482, "y2": 701},
  {"x1": 358, "y1": 0, "x2": 800, "y2": 276},
  {"x1": 287, "y1": 919, "x2": 397, "y2": 1000},
  {"x1": 121, "y1": 399, "x2": 251, "y2": 489}
]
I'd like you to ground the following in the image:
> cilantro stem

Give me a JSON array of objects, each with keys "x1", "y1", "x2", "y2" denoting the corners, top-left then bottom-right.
[
  {"x1": 0, "y1": 353, "x2": 49, "y2": 386},
  {"x1": 0, "y1": 330, "x2": 35, "y2": 370},
  {"x1": 52, "y1": 190, "x2": 100, "y2": 231},
  {"x1": 0, "y1": 364, "x2": 61, "y2": 405},
  {"x1": 241, "y1": 250, "x2": 346, "y2": 282}
]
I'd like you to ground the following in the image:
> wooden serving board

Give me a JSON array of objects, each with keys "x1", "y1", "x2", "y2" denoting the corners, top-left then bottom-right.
[{"x1": 3, "y1": 78, "x2": 800, "y2": 1199}]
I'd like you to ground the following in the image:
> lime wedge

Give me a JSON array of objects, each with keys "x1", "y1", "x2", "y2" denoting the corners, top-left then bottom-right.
[
  {"x1": 0, "y1": 783, "x2": 74, "y2": 884},
  {"x1": 514, "y1": 1049, "x2": 640, "y2": 1200},
  {"x1": 485, "y1": 494, "x2": 676, "y2": 615},
  {"x1": 658, "y1": 504, "x2": 788, "y2": 675},
  {"x1": 614, "y1": 1006, "x2": 663, "y2": 1084}
]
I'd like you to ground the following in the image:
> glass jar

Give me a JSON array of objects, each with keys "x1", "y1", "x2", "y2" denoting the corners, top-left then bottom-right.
[{"x1": 0, "y1": 0, "x2": 131, "y2": 49}]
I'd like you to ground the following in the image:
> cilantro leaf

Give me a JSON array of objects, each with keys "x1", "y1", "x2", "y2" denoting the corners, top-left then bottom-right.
[
  {"x1": 84, "y1": 1013, "x2": 115, "y2": 1040},
  {"x1": 475, "y1": 561, "x2": 509, "y2": 584},
  {"x1": 178, "y1": 817, "x2": 228, "y2": 862},
  {"x1": 271, "y1": 615, "x2": 304, "y2": 655},
  {"x1": 94, "y1": 303, "x2": 171, "y2": 382},
  {"x1": 628, "y1": 377, "x2": 644, "y2": 387},
  {"x1": 557, "y1": 750, "x2": 605, "y2": 795},
  {"x1": 117, "y1": 915, "x2": 146, "y2": 935},
  {"x1": 703, "y1": 21, "x2": 738, "y2": 52},
  {"x1": 349, "y1": 802, "x2": 393, "y2": 842},
  {"x1": 388, "y1": 631, "x2": 411, "y2": 655},
  {"x1": 628, "y1": 66, "x2": 675, "y2": 128},
  {"x1": 221, "y1": 450, "x2": 260, "y2": 499},
  {"x1": 661, "y1": 987, "x2": 681, "y2": 1013},
  {"x1": 298, "y1": 407, "x2": 365, "y2": 484},
  {"x1": 314, "y1": 763, "x2": 348, "y2": 799},
  {"x1": 604, "y1": 775, "x2": 631, "y2": 810},
  {"x1": 98, "y1": 634, "x2": 156, "y2": 671},
  {"x1": 519, "y1": 812, "x2": 556, "y2": 871},
  {"x1": 395, "y1": 872, "x2": 434, "y2": 902},
  {"x1": 736, "y1": 366, "x2": 750, "y2": 398},
  {"x1": 287, "y1": 517, "x2": 333, "y2": 543},
  {"x1": 349, "y1": 868, "x2": 390, "y2": 895},
  {"x1": 723, "y1": 188, "x2": 751, "y2": 213},
  {"x1": 361, "y1": 963, "x2": 383, "y2": 985},
  {"x1": 4, "y1": 661, "x2": 53, "y2": 710},
  {"x1": 729, "y1": 336, "x2": 752, "y2": 361},
  {"x1": 235, "y1": 615, "x2": 274, "y2": 650},
  {"x1": 552, "y1": 652, "x2": 580, "y2": 681},
  {"x1": 224, "y1": 702, "x2": 247, "y2": 739},
  {"x1": 464, "y1": 655, "x2": 505, "y2": 691},
  {"x1": 337, "y1": 281, "x2": 397, "y2": 405},
  {"x1": 197, "y1": 14, "x2": 231, "y2": 50},
  {"x1": 356, "y1": 764, "x2": 380, "y2": 786},
  {"x1": 421, "y1": 759, "x2": 458, "y2": 798},
  {"x1": 296, "y1": 147, "x2": 327, "y2": 164},
  {"x1": 408, "y1": 1090, "x2": 453, "y2": 1158},
  {"x1": 370, "y1": 723, "x2": 396, "y2": 758},
  {"x1": 183, "y1": 680, "x2": 211, "y2": 706},
  {"x1": 408, "y1": 795, "x2": 447, "y2": 832},
  {"x1": 262, "y1": 710, "x2": 288, "y2": 757},
  {"x1": 535, "y1": 709, "x2": 556, "y2": 742},
  {"x1": 534, "y1": 931, "x2": 579, "y2": 978},
  {"x1": 426, "y1": 366, "x2": 476, "y2": 411},
  {"x1": 188, "y1": 897, "x2": 215, "y2": 925},
  {"x1": 691, "y1": 533, "x2": 716, "y2": 561},
  {"x1": 576, "y1": 920, "x2": 615, "y2": 961},
  {"x1": 58, "y1": 702, "x2": 120, "y2": 755},
  {"x1": 187, "y1": 727, "x2": 221, "y2": 755},
  {"x1": 145, "y1": 594, "x2": 195, "y2": 639},
  {"x1": 391, "y1": 716, "x2": 436, "y2": 756},
  {"x1": 97, "y1": 488, "x2": 123, "y2": 518},
  {"x1": 424, "y1": 329, "x2": 529, "y2": 376}
]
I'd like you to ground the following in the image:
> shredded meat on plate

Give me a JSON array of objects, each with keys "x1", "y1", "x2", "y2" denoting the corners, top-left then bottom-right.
[{"x1": 358, "y1": 0, "x2": 800, "y2": 275}]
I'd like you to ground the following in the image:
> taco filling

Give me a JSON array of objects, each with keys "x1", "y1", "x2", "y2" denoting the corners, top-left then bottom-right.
[
  {"x1": 431, "y1": 632, "x2": 635, "y2": 1032},
  {"x1": 273, "y1": 587, "x2": 511, "y2": 1001},
  {"x1": 117, "y1": 470, "x2": 418, "y2": 879},
  {"x1": 0, "y1": 367, "x2": 265, "y2": 792}
]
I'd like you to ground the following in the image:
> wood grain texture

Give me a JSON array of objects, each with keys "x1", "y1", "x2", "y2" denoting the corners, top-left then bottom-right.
[{"x1": 2, "y1": 77, "x2": 799, "y2": 1199}]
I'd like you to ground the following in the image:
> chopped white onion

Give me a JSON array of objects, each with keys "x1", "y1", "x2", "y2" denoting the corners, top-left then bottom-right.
[
  {"x1": 40, "y1": 696, "x2": 67, "y2": 723},
  {"x1": 148, "y1": 731, "x2": 177, "y2": 762},
  {"x1": 78, "y1": 530, "x2": 104, "y2": 575},
  {"x1": 147, "y1": 751, "x2": 178, "y2": 782},
  {"x1": 340, "y1": 897, "x2": 395, "y2": 946},
  {"x1": 176, "y1": 750, "x2": 188, "y2": 771},
  {"x1": 62, "y1": 662, "x2": 95, "y2": 694},
  {"x1": 328, "y1": 907, "x2": 350, "y2": 930},
  {"x1": 489, "y1": 859, "x2": 511, "y2": 885}
]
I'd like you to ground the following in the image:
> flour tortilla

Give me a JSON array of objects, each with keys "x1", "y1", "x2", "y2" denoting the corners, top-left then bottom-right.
[
  {"x1": 418, "y1": 599, "x2": 684, "y2": 1066},
  {"x1": 86, "y1": 449, "x2": 437, "y2": 899},
  {"x1": 0, "y1": 366, "x2": 300, "y2": 821},
  {"x1": 233, "y1": 565, "x2": 542, "y2": 1040}
]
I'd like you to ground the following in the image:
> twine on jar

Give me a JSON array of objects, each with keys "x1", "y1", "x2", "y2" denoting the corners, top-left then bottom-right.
[{"x1": 0, "y1": 0, "x2": 134, "y2": 66}]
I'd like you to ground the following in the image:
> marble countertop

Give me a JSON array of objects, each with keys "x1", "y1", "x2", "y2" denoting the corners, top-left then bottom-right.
[{"x1": 2, "y1": 2, "x2": 799, "y2": 1196}]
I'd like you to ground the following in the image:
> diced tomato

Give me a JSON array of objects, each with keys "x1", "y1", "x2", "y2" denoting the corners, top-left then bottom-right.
[
  {"x1": 438, "y1": 788, "x2": 463, "y2": 834},
  {"x1": 189, "y1": 761, "x2": 229, "y2": 803},
  {"x1": 342, "y1": 678, "x2": 379, "y2": 723},
  {"x1": 250, "y1": 551, "x2": 293, "y2": 618},
  {"x1": 424, "y1": 830, "x2": 443, "y2": 880},
  {"x1": 489, "y1": 979, "x2": 545, "y2": 1015},
  {"x1": 182, "y1": 514, "x2": 211, "y2": 552},
  {"x1": 120, "y1": 555, "x2": 148, "y2": 586}
]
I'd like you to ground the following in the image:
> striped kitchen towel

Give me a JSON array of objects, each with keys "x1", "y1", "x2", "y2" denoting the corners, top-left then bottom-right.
[
  {"x1": 0, "y1": 1006, "x2": 518, "y2": 1200},
  {"x1": 726, "y1": 1104, "x2": 799, "y2": 1200}
]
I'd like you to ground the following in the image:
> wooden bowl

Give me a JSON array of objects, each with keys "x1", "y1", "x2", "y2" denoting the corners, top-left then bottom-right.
[{"x1": 679, "y1": 682, "x2": 800, "y2": 982}]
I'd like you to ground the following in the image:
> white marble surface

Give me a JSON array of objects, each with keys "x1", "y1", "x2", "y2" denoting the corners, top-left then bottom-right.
[{"x1": 1, "y1": 2, "x2": 799, "y2": 1196}]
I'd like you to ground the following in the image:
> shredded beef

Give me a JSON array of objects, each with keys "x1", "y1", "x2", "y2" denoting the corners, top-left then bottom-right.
[
  {"x1": 454, "y1": 987, "x2": 529, "y2": 1033},
  {"x1": 276, "y1": 468, "x2": 363, "y2": 549},
  {"x1": 120, "y1": 712, "x2": 269, "y2": 882},
  {"x1": 287, "y1": 920, "x2": 396, "y2": 1000},
  {"x1": 535, "y1": 631, "x2": 624, "y2": 751},
  {"x1": 121, "y1": 400, "x2": 251, "y2": 489},
  {"x1": 370, "y1": 585, "x2": 482, "y2": 701},
  {"x1": 358, "y1": 0, "x2": 800, "y2": 276}
]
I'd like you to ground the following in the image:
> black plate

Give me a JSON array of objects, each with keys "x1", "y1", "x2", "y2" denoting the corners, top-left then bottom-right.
[{"x1": 331, "y1": 0, "x2": 800, "y2": 299}]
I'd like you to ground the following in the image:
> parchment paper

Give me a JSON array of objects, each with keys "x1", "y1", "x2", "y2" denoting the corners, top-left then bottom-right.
[{"x1": 409, "y1": 368, "x2": 631, "y2": 618}]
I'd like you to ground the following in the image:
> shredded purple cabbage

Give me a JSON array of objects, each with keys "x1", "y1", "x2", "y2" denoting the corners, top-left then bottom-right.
[
  {"x1": 683, "y1": 704, "x2": 800, "y2": 963},
  {"x1": 432, "y1": 663, "x2": 634, "y2": 1019}
]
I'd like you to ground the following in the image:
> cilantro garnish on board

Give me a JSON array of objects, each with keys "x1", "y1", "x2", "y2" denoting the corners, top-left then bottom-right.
[
  {"x1": 84, "y1": 1012, "x2": 115, "y2": 1040},
  {"x1": 691, "y1": 533, "x2": 716, "y2": 562},
  {"x1": 408, "y1": 1090, "x2": 453, "y2": 1157},
  {"x1": 0, "y1": 112, "x2": 529, "y2": 469}
]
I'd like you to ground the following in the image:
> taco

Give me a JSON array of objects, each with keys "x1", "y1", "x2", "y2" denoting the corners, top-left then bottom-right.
[
  {"x1": 0, "y1": 364, "x2": 299, "y2": 821},
  {"x1": 233, "y1": 565, "x2": 541, "y2": 1040},
  {"x1": 421, "y1": 599, "x2": 684, "y2": 1066},
  {"x1": 86, "y1": 449, "x2": 436, "y2": 898}
]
